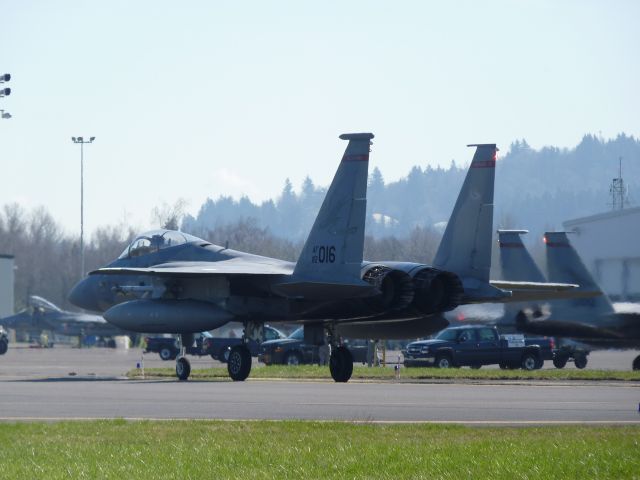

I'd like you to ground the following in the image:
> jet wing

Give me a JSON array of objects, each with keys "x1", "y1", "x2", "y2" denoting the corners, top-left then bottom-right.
[
  {"x1": 91, "y1": 260, "x2": 294, "y2": 277},
  {"x1": 490, "y1": 280, "x2": 601, "y2": 303}
]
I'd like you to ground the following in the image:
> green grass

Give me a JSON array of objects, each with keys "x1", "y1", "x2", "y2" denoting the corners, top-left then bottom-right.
[
  {"x1": 127, "y1": 364, "x2": 640, "y2": 382},
  {"x1": 0, "y1": 421, "x2": 637, "y2": 479}
]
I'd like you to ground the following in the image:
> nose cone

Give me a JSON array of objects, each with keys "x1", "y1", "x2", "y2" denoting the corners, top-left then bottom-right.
[{"x1": 68, "y1": 276, "x2": 102, "y2": 312}]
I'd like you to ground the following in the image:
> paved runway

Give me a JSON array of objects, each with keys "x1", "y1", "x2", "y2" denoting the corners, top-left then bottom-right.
[
  {"x1": 1, "y1": 345, "x2": 639, "y2": 424},
  {"x1": 1, "y1": 377, "x2": 639, "y2": 424}
]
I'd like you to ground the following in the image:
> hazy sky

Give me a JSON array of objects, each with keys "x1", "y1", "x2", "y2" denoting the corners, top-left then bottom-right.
[{"x1": 1, "y1": 1, "x2": 638, "y2": 237}]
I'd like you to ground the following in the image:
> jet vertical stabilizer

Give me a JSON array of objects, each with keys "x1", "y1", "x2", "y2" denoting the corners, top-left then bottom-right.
[
  {"x1": 275, "y1": 133, "x2": 374, "y2": 299},
  {"x1": 544, "y1": 232, "x2": 614, "y2": 318},
  {"x1": 434, "y1": 144, "x2": 502, "y2": 300},
  {"x1": 498, "y1": 230, "x2": 546, "y2": 283}
]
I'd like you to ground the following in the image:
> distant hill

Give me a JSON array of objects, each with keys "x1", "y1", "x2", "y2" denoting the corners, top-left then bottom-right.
[{"x1": 183, "y1": 133, "x2": 640, "y2": 241}]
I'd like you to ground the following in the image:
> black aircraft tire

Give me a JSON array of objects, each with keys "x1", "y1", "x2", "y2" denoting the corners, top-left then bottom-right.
[
  {"x1": 435, "y1": 354, "x2": 453, "y2": 369},
  {"x1": 632, "y1": 355, "x2": 640, "y2": 371},
  {"x1": 176, "y1": 357, "x2": 191, "y2": 381},
  {"x1": 329, "y1": 346, "x2": 353, "y2": 383},
  {"x1": 553, "y1": 355, "x2": 568, "y2": 369},
  {"x1": 228, "y1": 345, "x2": 252, "y2": 381},
  {"x1": 0, "y1": 340, "x2": 7, "y2": 355},
  {"x1": 574, "y1": 353, "x2": 588, "y2": 369},
  {"x1": 521, "y1": 353, "x2": 538, "y2": 371},
  {"x1": 159, "y1": 347, "x2": 174, "y2": 361}
]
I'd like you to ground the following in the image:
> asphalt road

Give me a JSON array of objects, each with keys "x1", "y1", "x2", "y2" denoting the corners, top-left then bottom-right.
[{"x1": 0, "y1": 346, "x2": 639, "y2": 424}]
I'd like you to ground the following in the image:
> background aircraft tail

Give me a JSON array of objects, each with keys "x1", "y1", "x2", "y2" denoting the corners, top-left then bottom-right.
[
  {"x1": 433, "y1": 144, "x2": 498, "y2": 286},
  {"x1": 498, "y1": 230, "x2": 546, "y2": 326},
  {"x1": 498, "y1": 230, "x2": 546, "y2": 282},
  {"x1": 544, "y1": 231, "x2": 614, "y2": 318},
  {"x1": 292, "y1": 133, "x2": 373, "y2": 284}
]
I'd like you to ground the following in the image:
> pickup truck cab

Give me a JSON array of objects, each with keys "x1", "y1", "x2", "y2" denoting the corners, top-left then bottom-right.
[{"x1": 403, "y1": 325, "x2": 553, "y2": 370}]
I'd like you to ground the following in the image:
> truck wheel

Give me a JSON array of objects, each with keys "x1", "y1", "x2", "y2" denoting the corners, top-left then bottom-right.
[
  {"x1": 521, "y1": 353, "x2": 538, "y2": 371},
  {"x1": 285, "y1": 351, "x2": 302, "y2": 366},
  {"x1": 0, "y1": 340, "x2": 8, "y2": 355},
  {"x1": 159, "y1": 347, "x2": 174, "y2": 361},
  {"x1": 553, "y1": 355, "x2": 568, "y2": 369},
  {"x1": 633, "y1": 355, "x2": 640, "y2": 371},
  {"x1": 435, "y1": 354, "x2": 452, "y2": 369},
  {"x1": 574, "y1": 353, "x2": 588, "y2": 369}
]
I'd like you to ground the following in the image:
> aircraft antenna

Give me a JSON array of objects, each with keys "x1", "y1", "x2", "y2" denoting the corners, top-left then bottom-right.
[{"x1": 609, "y1": 156, "x2": 630, "y2": 210}]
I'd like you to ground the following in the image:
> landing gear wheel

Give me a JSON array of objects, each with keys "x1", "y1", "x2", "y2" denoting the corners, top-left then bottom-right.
[
  {"x1": 553, "y1": 355, "x2": 568, "y2": 369},
  {"x1": 228, "y1": 345, "x2": 252, "y2": 381},
  {"x1": 0, "y1": 340, "x2": 7, "y2": 355},
  {"x1": 329, "y1": 346, "x2": 353, "y2": 382},
  {"x1": 159, "y1": 347, "x2": 174, "y2": 361},
  {"x1": 285, "y1": 352, "x2": 302, "y2": 366},
  {"x1": 435, "y1": 354, "x2": 452, "y2": 369},
  {"x1": 176, "y1": 357, "x2": 191, "y2": 381},
  {"x1": 574, "y1": 353, "x2": 588, "y2": 369},
  {"x1": 633, "y1": 355, "x2": 640, "y2": 371},
  {"x1": 521, "y1": 353, "x2": 538, "y2": 371}
]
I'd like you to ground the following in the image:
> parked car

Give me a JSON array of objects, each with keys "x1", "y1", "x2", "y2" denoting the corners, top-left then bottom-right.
[
  {"x1": 403, "y1": 325, "x2": 554, "y2": 370},
  {"x1": 259, "y1": 327, "x2": 368, "y2": 366},
  {"x1": 145, "y1": 326, "x2": 285, "y2": 362},
  {"x1": 204, "y1": 325, "x2": 285, "y2": 362},
  {"x1": 144, "y1": 333, "x2": 211, "y2": 360},
  {"x1": 0, "y1": 326, "x2": 8, "y2": 355}
]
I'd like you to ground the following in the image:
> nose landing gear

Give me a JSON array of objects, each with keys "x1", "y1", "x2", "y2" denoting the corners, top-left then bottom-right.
[{"x1": 175, "y1": 333, "x2": 193, "y2": 381}]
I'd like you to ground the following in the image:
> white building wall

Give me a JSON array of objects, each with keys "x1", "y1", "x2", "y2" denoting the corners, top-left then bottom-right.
[
  {"x1": 564, "y1": 207, "x2": 640, "y2": 301},
  {"x1": 0, "y1": 255, "x2": 15, "y2": 318}
]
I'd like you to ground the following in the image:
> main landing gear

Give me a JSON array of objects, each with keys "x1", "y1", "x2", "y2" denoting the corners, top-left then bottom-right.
[
  {"x1": 633, "y1": 355, "x2": 640, "y2": 371},
  {"x1": 326, "y1": 324, "x2": 353, "y2": 383},
  {"x1": 226, "y1": 321, "x2": 262, "y2": 382},
  {"x1": 175, "y1": 333, "x2": 193, "y2": 381}
]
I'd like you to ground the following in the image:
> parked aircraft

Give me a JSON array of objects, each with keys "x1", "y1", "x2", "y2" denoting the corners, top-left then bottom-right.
[
  {"x1": 0, "y1": 295, "x2": 127, "y2": 345},
  {"x1": 69, "y1": 133, "x2": 579, "y2": 382},
  {"x1": 498, "y1": 230, "x2": 640, "y2": 370}
]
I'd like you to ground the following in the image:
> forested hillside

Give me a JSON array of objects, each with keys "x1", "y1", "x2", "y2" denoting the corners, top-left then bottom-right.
[{"x1": 184, "y1": 133, "x2": 639, "y2": 240}]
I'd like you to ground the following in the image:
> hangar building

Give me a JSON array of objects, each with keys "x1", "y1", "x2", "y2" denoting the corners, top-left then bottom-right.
[
  {"x1": 563, "y1": 206, "x2": 640, "y2": 301},
  {"x1": 0, "y1": 254, "x2": 15, "y2": 318}
]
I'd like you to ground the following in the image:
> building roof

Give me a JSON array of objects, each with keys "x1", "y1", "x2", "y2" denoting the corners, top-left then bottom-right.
[{"x1": 564, "y1": 206, "x2": 640, "y2": 228}]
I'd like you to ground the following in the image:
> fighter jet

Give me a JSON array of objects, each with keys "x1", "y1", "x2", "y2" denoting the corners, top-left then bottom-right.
[
  {"x1": 69, "y1": 133, "x2": 578, "y2": 382},
  {"x1": 0, "y1": 295, "x2": 127, "y2": 345},
  {"x1": 498, "y1": 230, "x2": 640, "y2": 370}
]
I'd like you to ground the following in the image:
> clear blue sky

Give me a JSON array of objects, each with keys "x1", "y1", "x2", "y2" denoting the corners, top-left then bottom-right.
[{"x1": 1, "y1": 0, "x2": 638, "y2": 237}]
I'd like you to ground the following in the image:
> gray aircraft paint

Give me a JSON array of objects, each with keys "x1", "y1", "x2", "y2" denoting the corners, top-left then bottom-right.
[
  {"x1": 293, "y1": 133, "x2": 372, "y2": 283},
  {"x1": 544, "y1": 231, "x2": 614, "y2": 323},
  {"x1": 0, "y1": 295, "x2": 125, "y2": 338},
  {"x1": 69, "y1": 136, "x2": 580, "y2": 340}
]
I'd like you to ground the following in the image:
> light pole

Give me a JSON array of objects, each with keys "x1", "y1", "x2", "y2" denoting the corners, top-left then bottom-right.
[{"x1": 71, "y1": 136, "x2": 95, "y2": 276}]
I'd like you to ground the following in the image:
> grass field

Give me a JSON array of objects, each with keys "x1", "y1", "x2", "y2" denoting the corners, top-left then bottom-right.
[
  {"x1": 0, "y1": 421, "x2": 638, "y2": 479},
  {"x1": 128, "y1": 364, "x2": 640, "y2": 382}
]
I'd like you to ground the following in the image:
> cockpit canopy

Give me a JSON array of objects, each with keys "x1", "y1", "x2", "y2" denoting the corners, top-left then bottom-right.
[{"x1": 118, "y1": 230, "x2": 205, "y2": 259}]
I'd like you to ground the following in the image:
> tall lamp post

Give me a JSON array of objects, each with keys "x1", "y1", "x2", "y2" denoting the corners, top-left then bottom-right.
[{"x1": 71, "y1": 136, "x2": 95, "y2": 276}]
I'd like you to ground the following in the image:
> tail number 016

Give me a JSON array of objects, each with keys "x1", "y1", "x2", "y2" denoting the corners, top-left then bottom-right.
[{"x1": 312, "y1": 246, "x2": 336, "y2": 264}]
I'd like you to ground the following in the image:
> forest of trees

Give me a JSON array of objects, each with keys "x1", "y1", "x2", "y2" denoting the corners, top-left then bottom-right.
[{"x1": 1, "y1": 133, "x2": 637, "y2": 312}]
